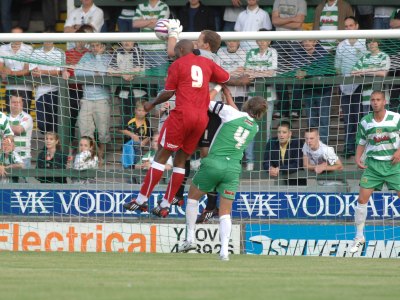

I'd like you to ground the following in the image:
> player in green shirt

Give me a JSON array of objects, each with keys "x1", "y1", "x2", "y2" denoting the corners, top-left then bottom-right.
[
  {"x1": 177, "y1": 96, "x2": 267, "y2": 261},
  {"x1": 350, "y1": 90, "x2": 400, "y2": 254}
]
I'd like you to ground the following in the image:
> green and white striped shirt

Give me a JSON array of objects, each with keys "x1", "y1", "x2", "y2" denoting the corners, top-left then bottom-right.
[
  {"x1": 133, "y1": 1, "x2": 170, "y2": 50},
  {"x1": 8, "y1": 111, "x2": 33, "y2": 159},
  {"x1": 0, "y1": 112, "x2": 13, "y2": 139},
  {"x1": 352, "y1": 51, "x2": 391, "y2": 105},
  {"x1": 356, "y1": 110, "x2": 400, "y2": 161}
]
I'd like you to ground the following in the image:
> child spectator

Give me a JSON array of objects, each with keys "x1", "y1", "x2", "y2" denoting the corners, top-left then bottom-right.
[
  {"x1": 72, "y1": 136, "x2": 98, "y2": 184},
  {"x1": 0, "y1": 137, "x2": 23, "y2": 183},
  {"x1": 36, "y1": 132, "x2": 68, "y2": 184},
  {"x1": 120, "y1": 101, "x2": 153, "y2": 166}
]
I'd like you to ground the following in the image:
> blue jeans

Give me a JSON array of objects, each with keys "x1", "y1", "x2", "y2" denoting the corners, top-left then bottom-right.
[
  {"x1": 245, "y1": 140, "x2": 254, "y2": 164},
  {"x1": 0, "y1": 0, "x2": 12, "y2": 33},
  {"x1": 223, "y1": 21, "x2": 236, "y2": 32},
  {"x1": 373, "y1": 17, "x2": 391, "y2": 29},
  {"x1": 303, "y1": 86, "x2": 333, "y2": 145},
  {"x1": 340, "y1": 86, "x2": 362, "y2": 154},
  {"x1": 36, "y1": 92, "x2": 58, "y2": 134}
]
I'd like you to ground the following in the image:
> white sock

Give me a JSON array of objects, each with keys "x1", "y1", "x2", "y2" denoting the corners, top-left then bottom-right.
[
  {"x1": 136, "y1": 193, "x2": 148, "y2": 205},
  {"x1": 185, "y1": 199, "x2": 198, "y2": 243},
  {"x1": 160, "y1": 198, "x2": 170, "y2": 208},
  {"x1": 354, "y1": 202, "x2": 368, "y2": 239},
  {"x1": 219, "y1": 214, "x2": 231, "y2": 257}
]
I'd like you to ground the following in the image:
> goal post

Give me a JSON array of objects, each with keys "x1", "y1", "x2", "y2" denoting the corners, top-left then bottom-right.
[{"x1": 0, "y1": 30, "x2": 399, "y2": 258}]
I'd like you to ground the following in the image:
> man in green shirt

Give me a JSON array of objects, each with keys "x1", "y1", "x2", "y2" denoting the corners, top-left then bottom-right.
[
  {"x1": 350, "y1": 90, "x2": 400, "y2": 254},
  {"x1": 177, "y1": 96, "x2": 267, "y2": 261}
]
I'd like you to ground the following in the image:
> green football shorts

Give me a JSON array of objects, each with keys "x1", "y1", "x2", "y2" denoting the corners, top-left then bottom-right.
[
  {"x1": 192, "y1": 156, "x2": 241, "y2": 200},
  {"x1": 360, "y1": 158, "x2": 400, "y2": 191}
]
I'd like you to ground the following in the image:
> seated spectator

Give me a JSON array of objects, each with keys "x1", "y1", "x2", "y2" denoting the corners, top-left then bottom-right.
[
  {"x1": 135, "y1": 132, "x2": 172, "y2": 170},
  {"x1": 75, "y1": 42, "x2": 112, "y2": 164},
  {"x1": 120, "y1": 101, "x2": 153, "y2": 165},
  {"x1": 109, "y1": 41, "x2": 146, "y2": 126},
  {"x1": 0, "y1": 26, "x2": 33, "y2": 113},
  {"x1": 234, "y1": 0, "x2": 272, "y2": 50},
  {"x1": 62, "y1": 29, "x2": 90, "y2": 145},
  {"x1": 72, "y1": 136, "x2": 98, "y2": 184},
  {"x1": 29, "y1": 41, "x2": 64, "y2": 134},
  {"x1": 64, "y1": 0, "x2": 104, "y2": 33},
  {"x1": 303, "y1": 128, "x2": 343, "y2": 176},
  {"x1": 244, "y1": 28, "x2": 277, "y2": 145},
  {"x1": 263, "y1": 121, "x2": 305, "y2": 185},
  {"x1": 132, "y1": 0, "x2": 170, "y2": 69},
  {"x1": 8, "y1": 91, "x2": 33, "y2": 169},
  {"x1": 390, "y1": 8, "x2": 400, "y2": 29},
  {"x1": 0, "y1": 137, "x2": 23, "y2": 184},
  {"x1": 36, "y1": 132, "x2": 68, "y2": 184},
  {"x1": 351, "y1": 39, "x2": 390, "y2": 116},
  {"x1": 179, "y1": 0, "x2": 216, "y2": 32}
]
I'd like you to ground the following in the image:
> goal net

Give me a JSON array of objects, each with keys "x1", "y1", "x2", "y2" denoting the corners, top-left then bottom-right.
[{"x1": 0, "y1": 30, "x2": 399, "y2": 258}]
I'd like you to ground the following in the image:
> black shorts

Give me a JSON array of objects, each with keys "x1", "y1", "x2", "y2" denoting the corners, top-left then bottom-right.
[{"x1": 198, "y1": 111, "x2": 221, "y2": 147}]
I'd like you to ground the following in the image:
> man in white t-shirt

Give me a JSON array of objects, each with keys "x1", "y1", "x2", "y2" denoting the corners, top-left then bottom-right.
[
  {"x1": 8, "y1": 91, "x2": 33, "y2": 170},
  {"x1": 29, "y1": 42, "x2": 64, "y2": 134},
  {"x1": 234, "y1": 0, "x2": 272, "y2": 50},
  {"x1": 0, "y1": 26, "x2": 33, "y2": 113},
  {"x1": 303, "y1": 128, "x2": 343, "y2": 175},
  {"x1": 64, "y1": 0, "x2": 104, "y2": 33}
]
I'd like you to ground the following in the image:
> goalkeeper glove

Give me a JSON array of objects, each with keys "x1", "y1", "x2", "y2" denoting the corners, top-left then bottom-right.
[{"x1": 166, "y1": 19, "x2": 183, "y2": 39}]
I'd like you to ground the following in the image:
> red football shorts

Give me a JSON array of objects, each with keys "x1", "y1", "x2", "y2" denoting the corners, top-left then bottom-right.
[{"x1": 159, "y1": 109, "x2": 208, "y2": 154}]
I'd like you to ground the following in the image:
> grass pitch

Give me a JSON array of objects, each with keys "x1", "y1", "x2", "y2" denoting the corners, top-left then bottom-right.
[{"x1": 1, "y1": 252, "x2": 399, "y2": 300}]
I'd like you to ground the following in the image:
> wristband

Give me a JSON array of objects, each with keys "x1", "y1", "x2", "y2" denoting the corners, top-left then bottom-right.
[{"x1": 213, "y1": 85, "x2": 222, "y2": 93}]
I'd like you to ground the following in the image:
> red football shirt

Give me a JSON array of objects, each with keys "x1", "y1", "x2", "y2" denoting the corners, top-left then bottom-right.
[{"x1": 164, "y1": 53, "x2": 230, "y2": 112}]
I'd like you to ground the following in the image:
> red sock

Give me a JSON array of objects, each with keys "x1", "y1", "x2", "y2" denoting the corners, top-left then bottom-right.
[
  {"x1": 165, "y1": 167, "x2": 186, "y2": 203},
  {"x1": 140, "y1": 162, "x2": 165, "y2": 197}
]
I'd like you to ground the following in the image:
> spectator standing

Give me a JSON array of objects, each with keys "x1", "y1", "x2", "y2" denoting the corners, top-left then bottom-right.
[
  {"x1": 313, "y1": 0, "x2": 354, "y2": 50},
  {"x1": 0, "y1": 111, "x2": 13, "y2": 141},
  {"x1": 8, "y1": 91, "x2": 33, "y2": 169},
  {"x1": 109, "y1": 41, "x2": 145, "y2": 126},
  {"x1": 389, "y1": 8, "x2": 400, "y2": 29},
  {"x1": 356, "y1": 6, "x2": 374, "y2": 29},
  {"x1": 303, "y1": 128, "x2": 343, "y2": 175},
  {"x1": 263, "y1": 121, "x2": 304, "y2": 185},
  {"x1": 0, "y1": 27, "x2": 33, "y2": 113},
  {"x1": 19, "y1": 0, "x2": 57, "y2": 32},
  {"x1": 75, "y1": 42, "x2": 112, "y2": 165},
  {"x1": 217, "y1": 40, "x2": 248, "y2": 109},
  {"x1": 118, "y1": 6, "x2": 139, "y2": 32},
  {"x1": 0, "y1": 0, "x2": 12, "y2": 33},
  {"x1": 244, "y1": 29, "x2": 277, "y2": 144},
  {"x1": 64, "y1": 0, "x2": 104, "y2": 33},
  {"x1": 179, "y1": 0, "x2": 216, "y2": 32},
  {"x1": 132, "y1": 0, "x2": 170, "y2": 68},
  {"x1": 335, "y1": 16, "x2": 367, "y2": 158},
  {"x1": 223, "y1": 0, "x2": 244, "y2": 32},
  {"x1": 373, "y1": 7, "x2": 395, "y2": 29},
  {"x1": 271, "y1": 0, "x2": 307, "y2": 119},
  {"x1": 29, "y1": 41, "x2": 64, "y2": 134},
  {"x1": 234, "y1": 0, "x2": 272, "y2": 50},
  {"x1": 36, "y1": 132, "x2": 67, "y2": 184},
  {"x1": 351, "y1": 39, "x2": 390, "y2": 116},
  {"x1": 291, "y1": 39, "x2": 333, "y2": 144}
]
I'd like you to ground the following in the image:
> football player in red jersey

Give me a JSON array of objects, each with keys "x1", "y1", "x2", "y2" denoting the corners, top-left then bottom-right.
[{"x1": 123, "y1": 39, "x2": 249, "y2": 217}]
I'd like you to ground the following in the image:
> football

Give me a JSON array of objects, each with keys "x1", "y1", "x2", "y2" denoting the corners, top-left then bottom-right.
[{"x1": 154, "y1": 19, "x2": 169, "y2": 41}]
